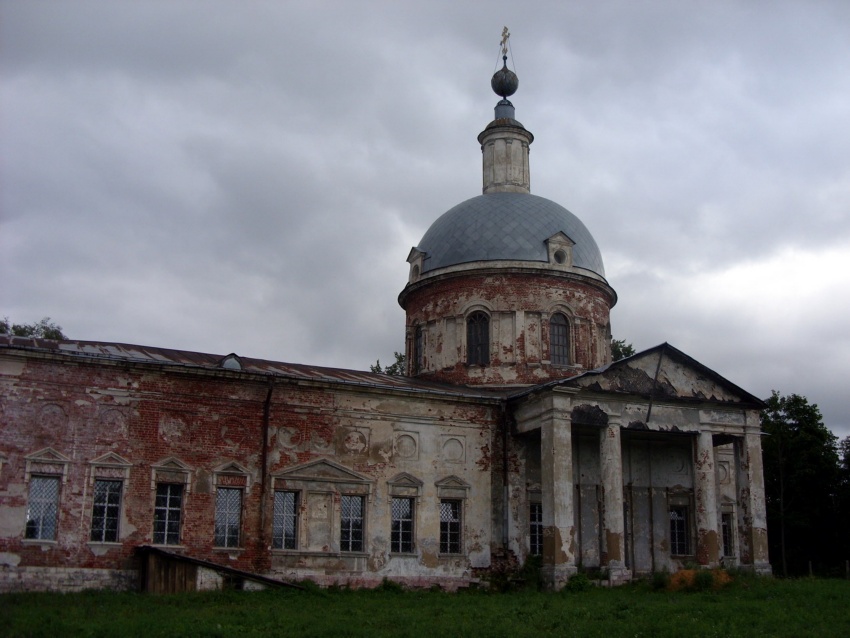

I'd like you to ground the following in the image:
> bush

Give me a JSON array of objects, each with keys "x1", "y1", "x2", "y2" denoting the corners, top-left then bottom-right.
[
  {"x1": 692, "y1": 569, "x2": 715, "y2": 592},
  {"x1": 375, "y1": 578, "x2": 406, "y2": 594},
  {"x1": 518, "y1": 555, "x2": 543, "y2": 591},
  {"x1": 667, "y1": 569, "x2": 732, "y2": 592},
  {"x1": 651, "y1": 570, "x2": 670, "y2": 591},
  {"x1": 565, "y1": 572, "x2": 593, "y2": 593}
]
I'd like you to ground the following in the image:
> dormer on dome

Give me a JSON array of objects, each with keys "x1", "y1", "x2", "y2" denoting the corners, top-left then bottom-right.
[{"x1": 546, "y1": 232, "x2": 575, "y2": 269}]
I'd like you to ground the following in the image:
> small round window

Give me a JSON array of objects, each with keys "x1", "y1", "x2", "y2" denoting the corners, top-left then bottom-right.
[{"x1": 554, "y1": 250, "x2": 567, "y2": 264}]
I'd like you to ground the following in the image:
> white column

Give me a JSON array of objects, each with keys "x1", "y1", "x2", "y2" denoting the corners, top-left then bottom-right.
[
  {"x1": 600, "y1": 418, "x2": 629, "y2": 582},
  {"x1": 540, "y1": 393, "x2": 577, "y2": 588},
  {"x1": 739, "y1": 417, "x2": 771, "y2": 574},
  {"x1": 694, "y1": 430, "x2": 720, "y2": 567}
]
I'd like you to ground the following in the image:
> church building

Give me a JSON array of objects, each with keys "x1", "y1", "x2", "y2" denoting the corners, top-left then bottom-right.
[{"x1": 0, "y1": 49, "x2": 770, "y2": 592}]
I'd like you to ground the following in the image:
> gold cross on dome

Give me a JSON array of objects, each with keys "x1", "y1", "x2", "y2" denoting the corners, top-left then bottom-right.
[{"x1": 500, "y1": 27, "x2": 510, "y2": 57}]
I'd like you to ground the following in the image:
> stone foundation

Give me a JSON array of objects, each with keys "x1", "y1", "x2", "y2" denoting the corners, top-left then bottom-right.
[{"x1": 0, "y1": 566, "x2": 137, "y2": 593}]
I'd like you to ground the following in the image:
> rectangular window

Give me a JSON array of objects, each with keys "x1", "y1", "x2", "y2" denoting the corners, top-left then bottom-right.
[
  {"x1": 550, "y1": 314, "x2": 570, "y2": 365},
  {"x1": 214, "y1": 488, "x2": 243, "y2": 548},
  {"x1": 272, "y1": 490, "x2": 299, "y2": 550},
  {"x1": 91, "y1": 479, "x2": 122, "y2": 542},
  {"x1": 25, "y1": 476, "x2": 60, "y2": 540},
  {"x1": 413, "y1": 326, "x2": 424, "y2": 374},
  {"x1": 466, "y1": 312, "x2": 490, "y2": 366},
  {"x1": 390, "y1": 497, "x2": 414, "y2": 553},
  {"x1": 340, "y1": 495, "x2": 364, "y2": 552},
  {"x1": 721, "y1": 512, "x2": 734, "y2": 557},
  {"x1": 529, "y1": 502, "x2": 543, "y2": 556},
  {"x1": 669, "y1": 506, "x2": 690, "y2": 555},
  {"x1": 440, "y1": 499, "x2": 462, "y2": 554},
  {"x1": 153, "y1": 483, "x2": 184, "y2": 545}
]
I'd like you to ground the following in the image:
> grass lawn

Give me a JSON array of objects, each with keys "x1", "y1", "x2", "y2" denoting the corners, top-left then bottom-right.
[{"x1": 2, "y1": 576, "x2": 849, "y2": 637}]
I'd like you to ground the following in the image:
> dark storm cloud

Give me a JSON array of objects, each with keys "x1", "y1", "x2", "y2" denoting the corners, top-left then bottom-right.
[{"x1": 2, "y1": 1, "x2": 849, "y2": 438}]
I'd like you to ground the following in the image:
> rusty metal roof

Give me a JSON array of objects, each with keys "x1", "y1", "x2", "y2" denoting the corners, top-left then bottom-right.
[{"x1": 0, "y1": 336, "x2": 507, "y2": 401}]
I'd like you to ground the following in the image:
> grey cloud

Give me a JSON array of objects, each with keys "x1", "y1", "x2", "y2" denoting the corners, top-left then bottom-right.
[{"x1": 3, "y1": 0, "x2": 849, "y2": 439}]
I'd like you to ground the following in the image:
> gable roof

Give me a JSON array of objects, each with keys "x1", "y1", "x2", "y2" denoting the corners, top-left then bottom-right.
[
  {"x1": 0, "y1": 336, "x2": 506, "y2": 401},
  {"x1": 510, "y1": 343, "x2": 764, "y2": 408}
]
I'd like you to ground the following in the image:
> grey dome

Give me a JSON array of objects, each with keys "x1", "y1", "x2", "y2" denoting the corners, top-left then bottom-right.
[{"x1": 417, "y1": 192, "x2": 606, "y2": 277}]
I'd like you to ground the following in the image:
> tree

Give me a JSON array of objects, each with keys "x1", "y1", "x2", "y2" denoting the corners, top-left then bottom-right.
[
  {"x1": 611, "y1": 338, "x2": 635, "y2": 361},
  {"x1": 838, "y1": 435, "x2": 850, "y2": 572},
  {"x1": 760, "y1": 391, "x2": 841, "y2": 576},
  {"x1": 1, "y1": 316, "x2": 67, "y2": 340},
  {"x1": 370, "y1": 351, "x2": 406, "y2": 376}
]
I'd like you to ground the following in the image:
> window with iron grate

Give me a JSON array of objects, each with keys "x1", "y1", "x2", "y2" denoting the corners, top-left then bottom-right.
[
  {"x1": 214, "y1": 487, "x2": 242, "y2": 548},
  {"x1": 25, "y1": 476, "x2": 60, "y2": 540},
  {"x1": 390, "y1": 497, "x2": 414, "y2": 553},
  {"x1": 91, "y1": 479, "x2": 122, "y2": 542},
  {"x1": 272, "y1": 491, "x2": 299, "y2": 550},
  {"x1": 340, "y1": 495, "x2": 364, "y2": 552},
  {"x1": 669, "y1": 506, "x2": 690, "y2": 555},
  {"x1": 439, "y1": 499, "x2": 462, "y2": 554}
]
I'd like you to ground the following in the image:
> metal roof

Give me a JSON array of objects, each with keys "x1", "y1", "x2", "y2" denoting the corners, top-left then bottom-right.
[
  {"x1": 417, "y1": 192, "x2": 606, "y2": 277},
  {"x1": 0, "y1": 336, "x2": 506, "y2": 401}
]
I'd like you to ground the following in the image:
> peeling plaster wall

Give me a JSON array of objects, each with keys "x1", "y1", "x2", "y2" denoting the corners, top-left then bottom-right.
[
  {"x1": 0, "y1": 352, "x2": 498, "y2": 591},
  {"x1": 401, "y1": 271, "x2": 614, "y2": 385}
]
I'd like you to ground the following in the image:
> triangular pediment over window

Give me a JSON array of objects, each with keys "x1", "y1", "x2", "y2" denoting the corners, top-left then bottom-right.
[
  {"x1": 388, "y1": 472, "x2": 423, "y2": 498},
  {"x1": 388, "y1": 472, "x2": 424, "y2": 489},
  {"x1": 214, "y1": 461, "x2": 250, "y2": 475},
  {"x1": 435, "y1": 475, "x2": 470, "y2": 490},
  {"x1": 554, "y1": 343, "x2": 764, "y2": 407},
  {"x1": 153, "y1": 457, "x2": 192, "y2": 472},
  {"x1": 275, "y1": 459, "x2": 371, "y2": 485},
  {"x1": 90, "y1": 452, "x2": 131, "y2": 467},
  {"x1": 435, "y1": 475, "x2": 470, "y2": 499},
  {"x1": 25, "y1": 448, "x2": 71, "y2": 481},
  {"x1": 25, "y1": 448, "x2": 71, "y2": 464}
]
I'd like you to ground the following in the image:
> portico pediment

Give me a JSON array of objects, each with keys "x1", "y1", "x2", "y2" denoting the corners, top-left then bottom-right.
[{"x1": 562, "y1": 343, "x2": 763, "y2": 406}]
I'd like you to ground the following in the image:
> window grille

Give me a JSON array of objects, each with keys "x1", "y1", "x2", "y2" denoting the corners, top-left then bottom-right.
[
  {"x1": 439, "y1": 499, "x2": 462, "y2": 554},
  {"x1": 721, "y1": 513, "x2": 734, "y2": 557},
  {"x1": 340, "y1": 495, "x2": 364, "y2": 552},
  {"x1": 466, "y1": 312, "x2": 489, "y2": 365},
  {"x1": 390, "y1": 497, "x2": 414, "y2": 553},
  {"x1": 272, "y1": 491, "x2": 299, "y2": 550},
  {"x1": 25, "y1": 476, "x2": 60, "y2": 540},
  {"x1": 153, "y1": 483, "x2": 183, "y2": 545},
  {"x1": 669, "y1": 506, "x2": 690, "y2": 555},
  {"x1": 550, "y1": 313, "x2": 570, "y2": 365},
  {"x1": 529, "y1": 502, "x2": 543, "y2": 556},
  {"x1": 214, "y1": 488, "x2": 243, "y2": 548},
  {"x1": 91, "y1": 479, "x2": 122, "y2": 542}
]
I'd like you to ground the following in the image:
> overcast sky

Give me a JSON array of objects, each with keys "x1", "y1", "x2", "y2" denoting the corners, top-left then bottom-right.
[{"x1": 2, "y1": 1, "x2": 849, "y2": 439}]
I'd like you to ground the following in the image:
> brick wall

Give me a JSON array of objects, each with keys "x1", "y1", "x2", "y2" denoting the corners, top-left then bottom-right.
[{"x1": 0, "y1": 350, "x2": 500, "y2": 591}]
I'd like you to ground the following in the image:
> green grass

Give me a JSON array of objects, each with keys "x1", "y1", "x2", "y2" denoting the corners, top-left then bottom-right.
[{"x1": 2, "y1": 577, "x2": 849, "y2": 637}]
